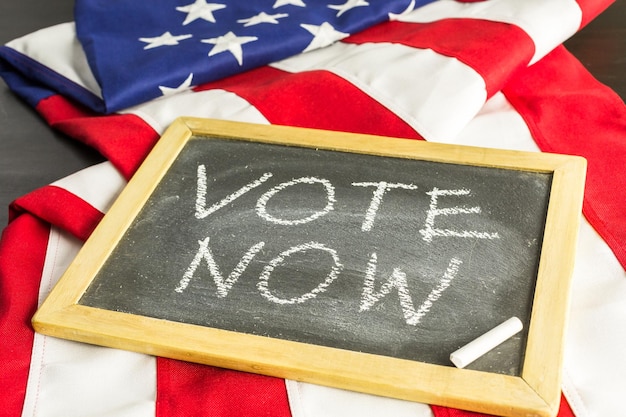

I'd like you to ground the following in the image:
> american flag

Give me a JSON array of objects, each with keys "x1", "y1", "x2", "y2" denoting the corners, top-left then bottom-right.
[
  {"x1": 74, "y1": 0, "x2": 436, "y2": 112},
  {"x1": 1, "y1": 0, "x2": 625, "y2": 416}
]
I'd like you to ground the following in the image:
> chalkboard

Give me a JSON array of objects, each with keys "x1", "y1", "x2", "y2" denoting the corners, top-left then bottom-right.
[{"x1": 33, "y1": 118, "x2": 587, "y2": 417}]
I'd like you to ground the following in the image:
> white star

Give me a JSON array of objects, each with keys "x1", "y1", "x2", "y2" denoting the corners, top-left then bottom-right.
[
  {"x1": 328, "y1": 0, "x2": 369, "y2": 17},
  {"x1": 388, "y1": 0, "x2": 415, "y2": 20},
  {"x1": 237, "y1": 12, "x2": 289, "y2": 27},
  {"x1": 158, "y1": 73, "x2": 194, "y2": 96},
  {"x1": 176, "y1": 0, "x2": 226, "y2": 25},
  {"x1": 273, "y1": 0, "x2": 306, "y2": 8},
  {"x1": 139, "y1": 32, "x2": 193, "y2": 50},
  {"x1": 300, "y1": 22, "x2": 349, "y2": 52},
  {"x1": 201, "y1": 32, "x2": 258, "y2": 65}
]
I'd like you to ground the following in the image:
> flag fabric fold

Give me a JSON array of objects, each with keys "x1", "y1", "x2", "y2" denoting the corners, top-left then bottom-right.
[
  {"x1": 1, "y1": 0, "x2": 625, "y2": 416},
  {"x1": 73, "y1": 0, "x2": 440, "y2": 113}
]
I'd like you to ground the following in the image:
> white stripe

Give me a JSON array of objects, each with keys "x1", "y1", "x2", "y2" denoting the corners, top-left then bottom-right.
[
  {"x1": 7, "y1": 22, "x2": 102, "y2": 98},
  {"x1": 121, "y1": 89, "x2": 269, "y2": 135},
  {"x1": 272, "y1": 41, "x2": 486, "y2": 141},
  {"x1": 440, "y1": 92, "x2": 540, "y2": 152},
  {"x1": 52, "y1": 161, "x2": 126, "y2": 213},
  {"x1": 562, "y1": 221, "x2": 626, "y2": 417},
  {"x1": 286, "y1": 380, "x2": 434, "y2": 417},
  {"x1": 397, "y1": 0, "x2": 582, "y2": 64},
  {"x1": 22, "y1": 226, "x2": 156, "y2": 417}
]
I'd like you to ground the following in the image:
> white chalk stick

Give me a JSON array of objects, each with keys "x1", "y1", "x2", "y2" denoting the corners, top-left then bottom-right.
[{"x1": 450, "y1": 317, "x2": 523, "y2": 369}]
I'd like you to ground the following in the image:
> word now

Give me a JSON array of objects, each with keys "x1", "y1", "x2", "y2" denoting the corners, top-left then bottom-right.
[
  {"x1": 175, "y1": 237, "x2": 463, "y2": 326},
  {"x1": 194, "y1": 166, "x2": 501, "y2": 241}
]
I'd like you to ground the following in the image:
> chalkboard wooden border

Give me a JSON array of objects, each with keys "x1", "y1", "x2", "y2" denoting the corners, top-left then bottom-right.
[{"x1": 33, "y1": 117, "x2": 586, "y2": 417}]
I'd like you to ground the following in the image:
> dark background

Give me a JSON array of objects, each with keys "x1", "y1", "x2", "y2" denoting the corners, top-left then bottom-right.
[{"x1": 1, "y1": 0, "x2": 625, "y2": 230}]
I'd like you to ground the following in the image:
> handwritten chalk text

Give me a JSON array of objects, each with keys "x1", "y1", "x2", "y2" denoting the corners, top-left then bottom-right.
[
  {"x1": 177, "y1": 235, "x2": 462, "y2": 325},
  {"x1": 175, "y1": 167, "x2": 502, "y2": 325}
]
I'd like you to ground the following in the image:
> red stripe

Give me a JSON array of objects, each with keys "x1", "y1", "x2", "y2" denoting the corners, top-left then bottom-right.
[
  {"x1": 430, "y1": 404, "x2": 494, "y2": 417},
  {"x1": 344, "y1": 19, "x2": 535, "y2": 98},
  {"x1": 36, "y1": 95, "x2": 159, "y2": 180},
  {"x1": 196, "y1": 66, "x2": 422, "y2": 139},
  {"x1": 156, "y1": 359, "x2": 292, "y2": 417},
  {"x1": 503, "y1": 45, "x2": 626, "y2": 270},
  {"x1": 10, "y1": 185, "x2": 103, "y2": 242},
  {"x1": 0, "y1": 214, "x2": 50, "y2": 416},
  {"x1": 558, "y1": 394, "x2": 577, "y2": 417}
]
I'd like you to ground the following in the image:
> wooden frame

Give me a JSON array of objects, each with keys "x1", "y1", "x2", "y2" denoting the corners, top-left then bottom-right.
[{"x1": 33, "y1": 117, "x2": 586, "y2": 417}]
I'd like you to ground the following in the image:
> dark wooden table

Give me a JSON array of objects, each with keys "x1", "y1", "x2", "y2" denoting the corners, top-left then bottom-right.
[{"x1": 1, "y1": 0, "x2": 624, "y2": 229}]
